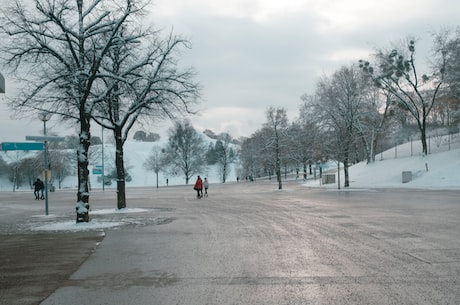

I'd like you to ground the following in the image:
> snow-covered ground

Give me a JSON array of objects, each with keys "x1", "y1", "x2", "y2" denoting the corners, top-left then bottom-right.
[
  {"x1": 29, "y1": 208, "x2": 150, "y2": 232},
  {"x1": 2, "y1": 134, "x2": 459, "y2": 232},
  {"x1": 305, "y1": 134, "x2": 460, "y2": 190}
]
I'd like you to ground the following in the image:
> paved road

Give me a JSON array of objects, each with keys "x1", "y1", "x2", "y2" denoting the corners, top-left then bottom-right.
[{"x1": 1, "y1": 181, "x2": 460, "y2": 304}]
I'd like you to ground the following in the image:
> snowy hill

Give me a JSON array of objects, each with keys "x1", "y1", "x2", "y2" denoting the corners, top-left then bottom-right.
[
  {"x1": 304, "y1": 133, "x2": 460, "y2": 190},
  {"x1": 63, "y1": 139, "x2": 239, "y2": 189}
]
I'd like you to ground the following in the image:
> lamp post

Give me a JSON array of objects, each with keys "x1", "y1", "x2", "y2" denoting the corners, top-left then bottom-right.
[
  {"x1": 102, "y1": 126, "x2": 105, "y2": 192},
  {"x1": 38, "y1": 112, "x2": 52, "y2": 215}
]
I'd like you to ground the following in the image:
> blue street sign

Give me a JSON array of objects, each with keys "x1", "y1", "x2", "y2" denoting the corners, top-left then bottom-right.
[
  {"x1": 92, "y1": 165, "x2": 103, "y2": 175},
  {"x1": 1, "y1": 142, "x2": 44, "y2": 151}
]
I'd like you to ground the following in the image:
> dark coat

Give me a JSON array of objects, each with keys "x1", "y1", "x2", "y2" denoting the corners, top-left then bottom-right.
[{"x1": 33, "y1": 179, "x2": 44, "y2": 191}]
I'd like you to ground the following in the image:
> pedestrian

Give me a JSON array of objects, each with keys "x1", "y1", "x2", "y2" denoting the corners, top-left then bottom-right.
[
  {"x1": 33, "y1": 178, "x2": 45, "y2": 200},
  {"x1": 193, "y1": 176, "x2": 203, "y2": 198},
  {"x1": 203, "y1": 177, "x2": 209, "y2": 197}
]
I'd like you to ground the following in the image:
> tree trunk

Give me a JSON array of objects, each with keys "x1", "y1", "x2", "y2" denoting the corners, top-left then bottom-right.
[
  {"x1": 420, "y1": 123, "x2": 428, "y2": 155},
  {"x1": 343, "y1": 161, "x2": 350, "y2": 187},
  {"x1": 114, "y1": 127, "x2": 126, "y2": 210},
  {"x1": 275, "y1": 136, "x2": 282, "y2": 190},
  {"x1": 344, "y1": 152, "x2": 350, "y2": 188},
  {"x1": 369, "y1": 129, "x2": 376, "y2": 163},
  {"x1": 76, "y1": 116, "x2": 91, "y2": 223},
  {"x1": 276, "y1": 168, "x2": 282, "y2": 190},
  {"x1": 303, "y1": 161, "x2": 307, "y2": 180},
  {"x1": 222, "y1": 163, "x2": 227, "y2": 183},
  {"x1": 13, "y1": 166, "x2": 17, "y2": 192},
  {"x1": 337, "y1": 162, "x2": 341, "y2": 190},
  {"x1": 276, "y1": 157, "x2": 282, "y2": 190}
]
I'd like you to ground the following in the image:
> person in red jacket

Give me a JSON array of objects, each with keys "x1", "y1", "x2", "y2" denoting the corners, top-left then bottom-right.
[{"x1": 193, "y1": 176, "x2": 203, "y2": 198}]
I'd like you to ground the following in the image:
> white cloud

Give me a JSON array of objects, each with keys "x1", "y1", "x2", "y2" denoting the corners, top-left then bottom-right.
[
  {"x1": 194, "y1": 106, "x2": 265, "y2": 138},
  {"x1": 152, "y1": 0, "x2": 258, "y2": 19},
  {"x1": 311, "y1": 0, "x2": 436, "y2": 33},
  {"x1": 3, "y1": 0, "x2": 460, "y2": 141},
  {"x1": 322, "y1": 48, "x2": 373, "y2": 63}
]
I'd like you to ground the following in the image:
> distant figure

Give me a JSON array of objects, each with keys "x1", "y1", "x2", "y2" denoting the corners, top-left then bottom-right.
[
  {"x1": 193, "y1": 176, "x2": 203, "y2": 198},
  {"x1": 33, "y1": 178, "x2": 45, "y2": 200},
  {"x1": 203, "y1": 177, "x2": 209, "y2": 197},
  {"x1": 166, "y1": 178, "x2": 169, "y2": 187}
]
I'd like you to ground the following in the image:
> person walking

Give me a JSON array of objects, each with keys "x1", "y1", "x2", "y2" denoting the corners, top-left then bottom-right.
[
  {"x1": 33, "y1": 178, "x2": 45, "y2": 200},
  {"x1": 193, "y1": 176, "x2": 203, "y2": 198},
  {"x1": 203, "y1": 177, "x2": 209, "y2": 197}
]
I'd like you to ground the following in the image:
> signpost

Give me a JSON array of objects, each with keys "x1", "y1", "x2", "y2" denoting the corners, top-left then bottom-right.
[
  {"x1": 25, "y1": 134, "x2": 64, "y2": 216},
  {"x1": 25, "y1": 136, "x2": 65, "y2": 142},
  {"x1": 1, "y1": 142, "x2": 44, "y2": 151}
]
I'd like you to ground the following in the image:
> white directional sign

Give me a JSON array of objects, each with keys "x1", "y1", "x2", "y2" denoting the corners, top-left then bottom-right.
[{"x1": 25, "y1": 135, "x2": 65, "y2": 142}]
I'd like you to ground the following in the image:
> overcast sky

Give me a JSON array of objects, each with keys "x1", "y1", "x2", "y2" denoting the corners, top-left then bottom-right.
[{"x1": 1, "y1": 0, "x2": 460, "y2": 143}]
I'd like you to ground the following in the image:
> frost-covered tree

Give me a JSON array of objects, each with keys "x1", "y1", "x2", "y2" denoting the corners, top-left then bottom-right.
[
  {"x1": 288, "y1": 117, "x2": 322, "y2": 179},
  {"x1": 163, "y1": 120, "x2": 207, "y2": 184},
  {"x1": 435, "y1": 29, "x2": 460, "y2": 130},
  {"x1": 214, "y1": 134, "x2": 236, "y2": 183},
  {"x1": 304, "y1": 65, "x2": 371, "y2": 188},
  {"x1": 133, "y1": 130, "x2": 147, "y2": 141},
  {"x1": 47, "y1": 149, "x2": 74, "y2": 190},
  {"x1": 91, "y1": 28, "x2": 199, "y2": 209},
  {"x1": 240, "y1": 133, "x2": 263, "y2": 181},
  {"x1": 263, "y1": 107, "x2": 289, "y2": 190},
  {"x1": 143, "y1": 145, "x2": 168, "y2": 189},
  {"x1": 359, "y1": 38, "x2": 447, "y2": 155},
  {"x1": 0, "y1": 0, "x2": 155, "y2": 222}
]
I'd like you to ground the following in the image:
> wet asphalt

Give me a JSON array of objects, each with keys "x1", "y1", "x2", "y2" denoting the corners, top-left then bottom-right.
[{"x1": 1, "y1": 180, "x2": 460, "y2": 305}]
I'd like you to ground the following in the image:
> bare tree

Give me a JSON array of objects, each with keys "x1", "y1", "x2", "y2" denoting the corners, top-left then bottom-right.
[
  {"x1": 47, "y1": 149, "x2": 74, "y2": 190},
  {"x1": 291, "y1": 109, "x2": 324, "y2": 179},
  {"x1": 91, "y1": 29, "x2": 200, "y2": 209},
  {"x1": 303, "y1": 65, "x2": 371, "y2": 188},
  {"x1": 263, "y1": 107, "x2": 289, "y2": 190},
  {"x1": 359, "y1": 38, "x2": 447, "y2": 155},
  {"x1": 214, "y1": 134, "x2": 236, "y2": 183},
  {"x1": 0, "y1": 0, "x2": 154, "y2": 222},
  {"x1": 163, "y1": 120, "x2": 207, "y2": 184},
  {"x1": 144, "y1": 145, "x2": 168, "y2": 188},
  {"x1": 240, "y1": 134, "x2": 263, "y2": 181},
  {"x1": 435, "y1": 28, "x2": 460, "y2": 131}
]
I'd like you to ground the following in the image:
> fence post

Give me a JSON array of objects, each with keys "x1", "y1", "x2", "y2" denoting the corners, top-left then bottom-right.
[
  {"x1": 410, "y1": 138, "x2": 413, "y2": 156},
  {"x1": 429, "y1": 136, "x2": 431, "y2": 154}
]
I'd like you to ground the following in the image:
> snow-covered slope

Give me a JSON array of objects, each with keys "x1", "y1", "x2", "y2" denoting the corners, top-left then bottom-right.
[{"x1": 304, "y1": 134, "x2": 460, "y2": 190}]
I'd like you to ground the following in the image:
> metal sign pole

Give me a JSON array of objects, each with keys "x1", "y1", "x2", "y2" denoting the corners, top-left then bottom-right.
[{"x1": 42, "y1": 119, "x2": 49, "y2": 215}]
